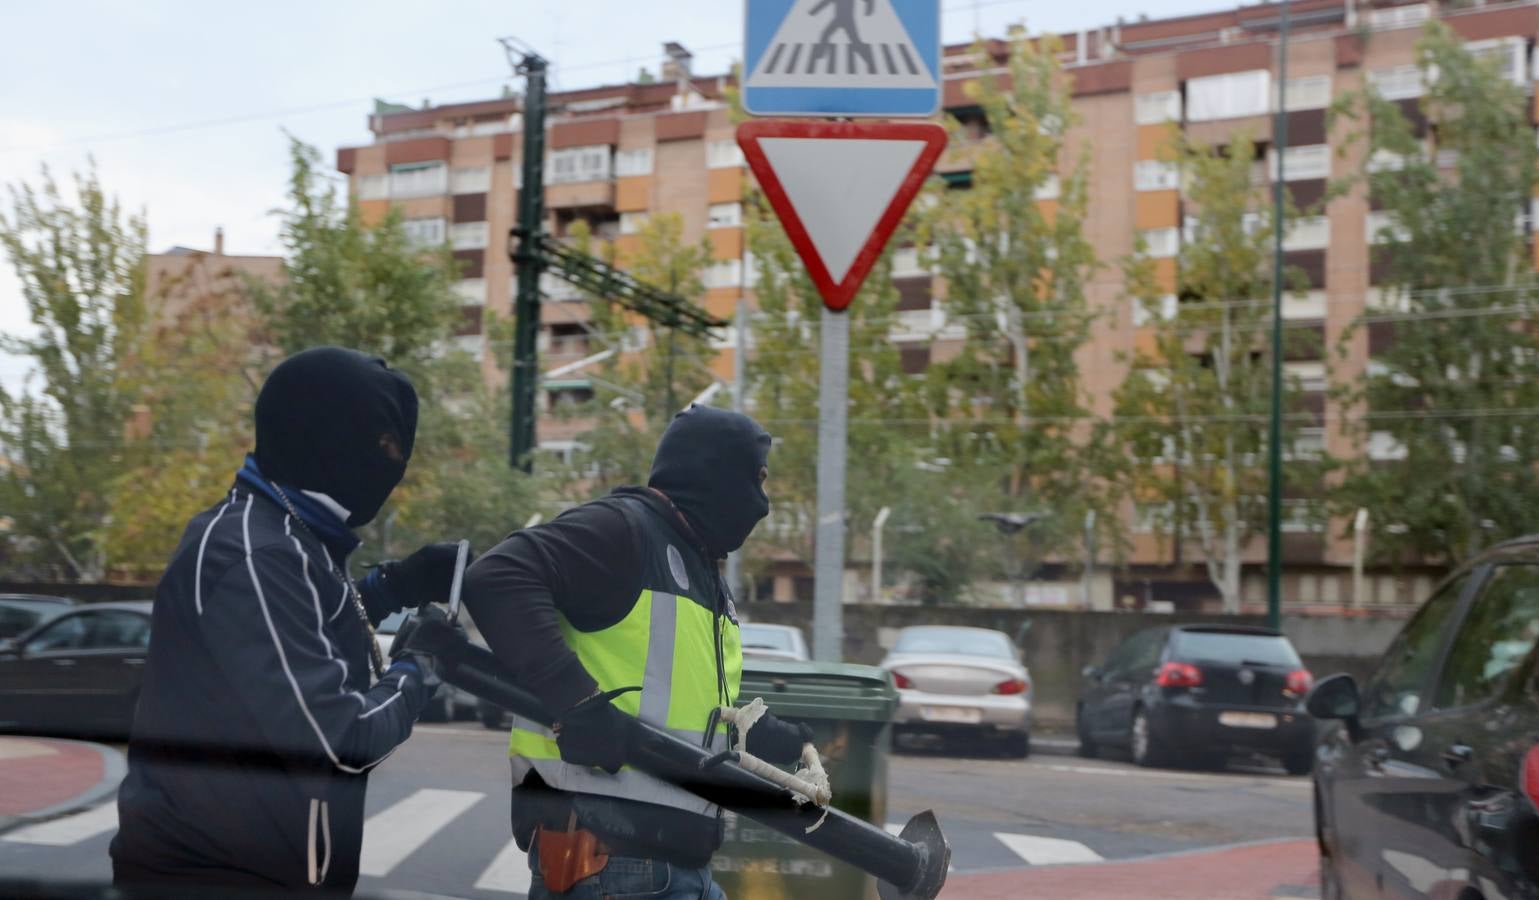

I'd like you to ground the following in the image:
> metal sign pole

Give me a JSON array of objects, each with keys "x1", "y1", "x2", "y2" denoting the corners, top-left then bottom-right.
[{"x1": 813, "y1": 306, "x2": 849, "y2": 662}]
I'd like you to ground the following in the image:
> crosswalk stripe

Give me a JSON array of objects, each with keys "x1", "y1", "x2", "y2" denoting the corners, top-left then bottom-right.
[
  {"x1": 358, "y1": 789, "x2": 483, "y2": 878},
  {"x1": 994, "y1": 832, "x2": 1104, "y2": 866},
  {"x1": 2, "y1": 803, "x2": 119, "y2": 846},
  {"x1": 475, "y1": 836, "x2": 533, "y2": 894}
]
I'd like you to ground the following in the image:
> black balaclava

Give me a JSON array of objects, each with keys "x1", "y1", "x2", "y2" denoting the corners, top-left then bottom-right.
[
  {"x1": 647, "y1": 405, "x2": 772, "y2": 559},
  {"x1": 253, "y1": 347, "x2": 418, "y2": 528}
]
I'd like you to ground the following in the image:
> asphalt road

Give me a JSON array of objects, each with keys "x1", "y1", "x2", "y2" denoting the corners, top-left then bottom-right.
[{"x1": 0, "y1": 724, "x2": 1314, "y2": 898}]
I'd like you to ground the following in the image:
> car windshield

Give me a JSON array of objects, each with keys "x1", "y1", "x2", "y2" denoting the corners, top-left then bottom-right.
[
  {"x1": 740, "y1": 625, "x2": 793, "y2": 651},
  {"x1": 1172, "y1": 631, "x2": 1302, "y2": 668},
  {"x1": 894, "y1": 628, "x2": 1014, "y2": 659}
]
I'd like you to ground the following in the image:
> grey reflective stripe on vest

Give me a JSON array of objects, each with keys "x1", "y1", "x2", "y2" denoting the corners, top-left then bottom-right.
[
  {"x1": 637, "y1": 591, "x2": 676, "y2": 728},
  {"x1": 509, "y1": 715, "x2": 718, "y2": 817}
]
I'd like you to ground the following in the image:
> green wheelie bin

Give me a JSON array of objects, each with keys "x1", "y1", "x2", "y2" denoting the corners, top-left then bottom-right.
[{"x1": 710, "y1": 660, "x2": 900, "y2": 900}]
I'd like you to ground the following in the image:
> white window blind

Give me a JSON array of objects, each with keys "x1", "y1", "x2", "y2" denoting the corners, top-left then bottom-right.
[
  {"x1": 707, "y1": 140, "x2": 745, "y2": 169},
  {"x1": 547, "y1": 145, "x2": 612, "y2": 184},
  {"x1": 703, "y1": 259, "x2": 743, "y2": 288},
  {"x1": 1134, "y1": 160, "x2": 1179, "y2": 192},
  {"x1": 1368, "y1": 65, "x2": 1426, "y2": 100},
  {"x1": 707, "y1": 202, "x2": 742, "y2": 229},
  {"x1": 1365, "y1": 211, "x2": 1410, "y2": 245},
  {"x1": 1270, "y1": 144, "x2": 1330, "y2": 181},
  {"x1": 356, "y1": 174, "x2": 389, "y2": 201},
  {"x1": 1186, "y1": 70, "x2": 1270, "y2": 122},
  {"x1": 615, "y1": 147, "x2": 655, "y2": 177},
  {"x1": 1140, "y1": 227, "x2": 1180, "y2": 259},
  {"x1": 1367, "y1": 149, "x2": 1410, "y2": 173},
  {"x1": 1283, "y1": 216, "x2": 1330, "y2": 251},
  {"x1": 1135, "y1": 91, "x2": 1182, "y2": 125},
  {"x1": 452, "y1": 279, "x2": 486, "y2": 305},
  {"x1": 1034, "y1": 174, "x2": 1061, "y2": 201},
  {"x1": 1132, "y1": 294, "x2": 1178, "y2": 326},
  {"x1": 403, "y1": 217, "x2": 446, "y2": 247},
  {"x1": 619, "y1": 212, "x2": 649, "y2": 235},
  {"x1": 389, "y1": 162, "x2": 447, "y2": 198},
  {"x1": 451, "y1": 221, "x2": 488, "y2": 250},
  {"x1": 1282, "y1": 75, "x2": 1331, "y2": 111},
  {"x1": 1466, "y1": 37, "x2": 1529, "y2": 85},
  {"x1": 451, "y1": 167, "x2": 491, "y2": 194},
  {"x1": 1367, "y1": 3, "x2": 1430, "y2": 30}
]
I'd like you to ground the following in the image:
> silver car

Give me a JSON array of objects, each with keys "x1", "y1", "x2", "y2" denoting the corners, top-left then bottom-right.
[
  {"x1": 880, "y1": 626, "x2": 1032, "y2": 757},
  {"x1": 739, "y1": 622, "x2": 810, "y2": 663}
]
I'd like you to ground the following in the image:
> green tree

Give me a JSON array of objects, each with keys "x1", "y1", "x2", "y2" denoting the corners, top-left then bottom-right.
[
  {"x1": 1107, "y1": 133, "x2": 1317, "y2": 612},
  {"x1": 0, "y1": 166, "x2": 147, "y2": 581},
  {"x1": 1332, "y1": 22, "x2": 1539, "y2": 564},
  {"x1": 918, "y1": 34, "x2": 1108, "y2": 580}
]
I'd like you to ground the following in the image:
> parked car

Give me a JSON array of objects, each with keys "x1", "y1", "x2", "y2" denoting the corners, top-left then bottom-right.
[
  {"x1": 880, "y1": 625, "x2": 1032, "y2": 757},
  {"x1": 0, "y1": 594, "x2": 76, "y2": 640},
  {"x1": 1076, "y1": 625, "x2": 1316, "y2": 774},
  {"x1": 740, "y1": 622, "x2": 810, "y2": 663},
  {"x1": 0, "y1": 601, "x2": 152, "y2": 738},
  {"x1": 1311, "y1": 538, "x2": 1539, "y2": 899},
  {"x1": 375, "y1": 610, "x2": 478, "y2": 723}
]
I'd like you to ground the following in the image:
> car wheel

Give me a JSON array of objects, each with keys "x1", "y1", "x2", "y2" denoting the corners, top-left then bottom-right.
[
  {"x1": 1076, "y1": 707, "x2": 1098, "y2": 758},
  {"x1": 1130, "y1": 708, "x2": 1165, "y2": 768},
  {"x1": 1003, "y1": 732, "x2": 1030, "y2": 759},
  {"x1": 1284, "y1": 751, "x2": 1314, "y2": 777}
]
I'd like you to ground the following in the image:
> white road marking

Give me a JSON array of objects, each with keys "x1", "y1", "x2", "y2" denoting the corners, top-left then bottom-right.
[
  {"x1": 2, "y1": 803, "x2": 119, "y2": 846},
  {"x1": 1024, "y1": 761, "x2": 1311, "y2": 788},
  {"x1": 994, "y1": 832, "x2": 1104, "y2": 866},
  {"x1": 474, "y1": 836, "x2": 534, "y2": 894},
  {"x1": 358, "y1": 789, "x2": 483, "y2": 877}
]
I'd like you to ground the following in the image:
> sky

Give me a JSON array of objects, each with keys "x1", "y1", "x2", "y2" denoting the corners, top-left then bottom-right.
[{"x1": 0, "y1": 0, "x2": 1229, "y2": 394}]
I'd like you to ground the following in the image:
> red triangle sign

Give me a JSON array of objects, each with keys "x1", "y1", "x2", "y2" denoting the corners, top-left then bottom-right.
[{"x1": 737, "y1": 120, "x2": 947, "y2": 312}]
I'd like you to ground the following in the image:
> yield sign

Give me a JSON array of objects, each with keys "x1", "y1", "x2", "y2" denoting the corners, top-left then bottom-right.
[{"x1": 737, "y1": 119, "x2": 946, "y2": 311}]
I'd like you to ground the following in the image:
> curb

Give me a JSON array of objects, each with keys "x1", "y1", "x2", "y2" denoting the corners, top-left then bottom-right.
[{"x1": 0, "y1": 738, "x2": 126, "y2": 838}]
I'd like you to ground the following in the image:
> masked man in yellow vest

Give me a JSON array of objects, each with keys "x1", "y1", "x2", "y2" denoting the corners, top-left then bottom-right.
[{"x1": 463, "y1": 405, "x2": 811, "y2": 899}]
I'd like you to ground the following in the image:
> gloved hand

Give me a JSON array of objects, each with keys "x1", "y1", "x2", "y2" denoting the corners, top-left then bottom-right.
[
  {"x1": 554, "y1": 688, "x2": 639, "y2": 775},
  {"x1": 365, "y1": 541, "x2": 467, "y2": 613},
  {"x1": 388, "y1": 606, "x2": 458, "y2": 705},
  {"x1": 744, "y1": 712, "x2": 815, "y2": 765}
]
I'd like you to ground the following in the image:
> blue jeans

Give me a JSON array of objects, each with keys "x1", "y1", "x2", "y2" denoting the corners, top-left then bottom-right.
[{"x1": 528, "y1": 852, "x2": 727, "y2": 900}]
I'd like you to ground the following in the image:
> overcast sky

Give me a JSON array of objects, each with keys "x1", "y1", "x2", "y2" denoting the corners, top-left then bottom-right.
[{"x1": 0, "y1": 0, "x2": 1227, "y2": 393}]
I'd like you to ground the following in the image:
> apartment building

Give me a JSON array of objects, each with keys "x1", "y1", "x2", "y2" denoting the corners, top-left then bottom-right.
[{"x1": 336, "y1": 2, "x2": 1539, "y2": 610}]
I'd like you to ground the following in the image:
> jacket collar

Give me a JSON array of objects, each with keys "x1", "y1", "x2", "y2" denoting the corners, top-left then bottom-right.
[{"x1": 236, "y1": 455, "x2": 361, "y2": 560}]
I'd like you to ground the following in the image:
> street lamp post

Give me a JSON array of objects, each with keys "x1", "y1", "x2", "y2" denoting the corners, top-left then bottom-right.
[{"x1": 1265, "y1": 0, "x2": 1292, "y2": 631}]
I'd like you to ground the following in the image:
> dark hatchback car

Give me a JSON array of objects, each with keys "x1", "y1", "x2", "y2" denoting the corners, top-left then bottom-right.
[
  {"x1": 1077, "y1": 624, "x2": 1316, "y2": 774},
  {"x1": 0, "y1": 593, "x2": 76, "y2": 640},
  {"x1": 0, "y1": 601, "x2": 152, "y2": 738},
  {"x1": 1311, "y1": 538, "x2": 1539, "y2": 899}
]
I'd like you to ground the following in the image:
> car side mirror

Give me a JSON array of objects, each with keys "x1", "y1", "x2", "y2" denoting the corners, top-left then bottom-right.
[
  {"x1": 1082, "y1": 665, "x2": 1102, "y2": 681},
  {"x1": 1306, "y1": 673, "x2": 1361, "y2": 725}
]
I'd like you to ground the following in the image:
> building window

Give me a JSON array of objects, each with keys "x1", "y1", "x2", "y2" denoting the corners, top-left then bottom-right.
[
  {"x1": 615, "y1": 147, "x2": 655, "y2": 177},
  {"x1": 1135, "y1": 90, "x2": 1182, "y2": 125},
  {"x1": 402, "y1": 217, "x2": 446, "y2": 247},
  {"x1": 1283, "y1": 216, "x2": 1330, "y2": 252},
  {"x1": 452, "y1": 279, "x2": 486, "y2": 305},
  {"x1": 899, "y1": 345, "x2": 931, "y2": 375},
  {"x1": 707, "y1": 202, "x2": 742, "y2": 229},
  {"x1": 1035, "y1": 174, "x2": 1061, "y2": 201},
  {"x1": 1368, "y1": 65, "x2": 1426, "y2": 101},
  {"x1": 451, "y1": 221, "x2": 489, "y2": 250},
  {"x1": 356, "y1": 174, "x2": 389, "y2": 201},
  {"x1": 1367, "y1": 149, "x2": 1410, "y2": 173},
  {"x1": 1134, "y1": 160, "x2": 1179, "y2": 192},
  {"x1": 470, "y1": 117, "x2": 512, "y2": 136},
  {"x1": 1367, "y1": 431, "x2": 1408, "y2": 461},
  {"x1": 1185, "y1": 70, "x2": 1270, "y2": 122},
  {"x1": 1282, "y1": 75, "x2": 1331, "y2": 111},
  {"x1": 547, "y1": 145, "x2": 612, "y2": 184},
  {"x1": 1270, "y1": 144, "x2": 1330, "y2": 181},
  {"x1": 1366, "y1": 3, "x2": 1430, "y2": 30},
  {"x1": 703, "y1": 259, "x2": 743, "y2": 289},
  {"x1": 1132, "y1": 294, "x2": 1178, "y2": 326},
  {"x1": 619, "y1": 212, "x2": 649, "y2": 235},
  {"x1": 1140, "y1": 227, "x2": 1179, "y2": 259},
  {"x1": 707, "y1": 139, "x2": 745, "y2": 169},
  {"x1": 1365, "y1": 210, "x2": 1410, "y2": 245},
  {"x1": 451, "y1": 166, "x2": 491, "y2": 194},
  {"x1": 389, "y1": 161, "x2": 447, "y2": 199}
]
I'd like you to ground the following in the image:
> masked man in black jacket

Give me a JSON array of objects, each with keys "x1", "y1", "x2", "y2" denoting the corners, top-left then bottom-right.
[
  {"x1": 111, "y1": 347, "x2": 467, "y2": 894},
  {"x1": 464, "y1": 405, "x2": 811, "y2": 899}
]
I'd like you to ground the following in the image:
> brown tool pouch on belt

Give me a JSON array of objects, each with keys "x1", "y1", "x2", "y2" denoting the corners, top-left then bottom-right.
[{"x1": 536, "y1": 817, "x2": 611, "y2": 893}]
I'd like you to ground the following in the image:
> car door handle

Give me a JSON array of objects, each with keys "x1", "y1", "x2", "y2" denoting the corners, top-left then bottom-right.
[
  {"x1": 1442, "y1": 743, "x2": 1475, "y2": 768},
  {"x1": 49, "y1": 659, "x2": 77, "y2": 667}
]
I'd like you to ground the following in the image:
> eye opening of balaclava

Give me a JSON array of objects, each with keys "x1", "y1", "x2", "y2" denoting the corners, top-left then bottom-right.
[
  {"x1": 254, "y1": 346, "x2": 418, "y2": 528},
  {"x1": 647, "y1": 405, "x2": 772, "y2": 559}
]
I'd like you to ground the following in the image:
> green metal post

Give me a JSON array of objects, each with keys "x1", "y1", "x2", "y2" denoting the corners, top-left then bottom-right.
[
  {"x1": 1266, "y1": 1, "x2": 1291, "y2": 630},
  {"x1": 510, "y1": 53, "x2": 548, "y2": 472}
]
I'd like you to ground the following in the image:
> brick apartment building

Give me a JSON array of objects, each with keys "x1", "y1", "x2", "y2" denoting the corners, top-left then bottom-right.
[{"x1": 336, "y1": 1, "x2": 1539, "y2": 611}]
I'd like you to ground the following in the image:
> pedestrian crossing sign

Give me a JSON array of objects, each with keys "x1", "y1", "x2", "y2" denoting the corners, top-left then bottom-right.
[{"x1": 743, "y1": 0, "x2": 941, "y2": 117}]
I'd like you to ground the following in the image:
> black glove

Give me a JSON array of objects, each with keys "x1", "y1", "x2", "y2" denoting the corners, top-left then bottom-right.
[
  {"x1": 387, "y1": 606, "x2": 459, "y2": 704},
  {"x1": 744, "y1": 713, "x2": 815, "y2": 765},
  {"x1": 366, "y1": 541, "x2": 466, "y2": 613},
  {"x1": 554, "y1": 688, "x2": 639, "y2": 774}
]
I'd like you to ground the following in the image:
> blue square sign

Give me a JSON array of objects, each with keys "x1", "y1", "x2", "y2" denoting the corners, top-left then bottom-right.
[{"x1": 743, "y1": 0, "x2": 942, "y2": 118}]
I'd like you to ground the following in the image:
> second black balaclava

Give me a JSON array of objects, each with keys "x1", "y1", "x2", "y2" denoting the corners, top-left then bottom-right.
[
  {"x1": 253, "y1": 346, "x2": 419, "y2": 528},
  {"x1": 647, "y1": 405, "x2": 772, "y2": 558}
]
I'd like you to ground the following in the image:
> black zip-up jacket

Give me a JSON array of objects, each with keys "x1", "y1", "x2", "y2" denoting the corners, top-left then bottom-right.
[{"x1": 110, "y1": 486, "x2": 430, "y2": 893}]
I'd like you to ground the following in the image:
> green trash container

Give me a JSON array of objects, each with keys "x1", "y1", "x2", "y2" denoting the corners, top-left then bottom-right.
[{"x1": 710, "y1": 660, "x2": 899, "y2": 900}]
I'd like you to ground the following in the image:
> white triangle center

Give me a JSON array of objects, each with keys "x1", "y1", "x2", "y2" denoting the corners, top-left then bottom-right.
[{"x1": 758, "y1": 137, "x2": 926, "y2": 284}]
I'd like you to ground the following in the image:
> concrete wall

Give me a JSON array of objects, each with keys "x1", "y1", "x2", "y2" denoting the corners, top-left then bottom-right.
[{"x1": 740, "y1": 602, "x2": 1408, "y2": 727}]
